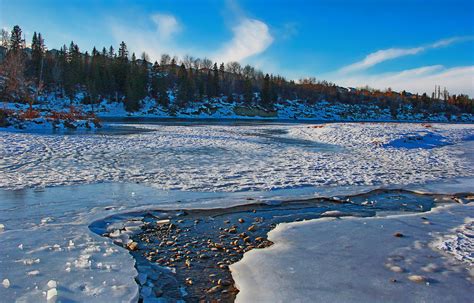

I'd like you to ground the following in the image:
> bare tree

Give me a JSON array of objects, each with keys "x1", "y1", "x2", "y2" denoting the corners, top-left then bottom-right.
[
  {"x1": 226, "y1": 61, "x2": 241, "y2": 74},
  {"x1": 1, "y1": 29, "x2": 9, "y2": 48},
  {"x1": 201, "y1": 58, "x2": 213, "y2": 70},
  {"x1": 160, "y1": 53, "x2": 171, "y2": 65},
  {"x1": 182, "y1": 55, "x2": 194, "y2": 69}
]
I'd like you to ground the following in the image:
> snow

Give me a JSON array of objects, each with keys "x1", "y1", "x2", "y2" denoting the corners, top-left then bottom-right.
[
  {"x1": 3, "y1": 95, "x2": 474, "y2": 122},
  {"x1": 1, "y1": 122, "x2": 473, "y2": 191},
  {"x1": 231, "y1": 202, "x2": 474, "y2": 303},
  {"x1": 0, "y1": 120, "x2": 473, "y2": 302}
]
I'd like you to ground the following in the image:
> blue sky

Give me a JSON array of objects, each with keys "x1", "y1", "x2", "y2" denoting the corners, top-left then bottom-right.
[{"x1": 2, "y1": 0, "x2": 474, "y2": 95}]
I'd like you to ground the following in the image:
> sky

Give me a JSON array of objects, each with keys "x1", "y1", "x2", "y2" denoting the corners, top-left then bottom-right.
[{"x1": 1, "y1": 0, "x2": 474, "y2": 96}]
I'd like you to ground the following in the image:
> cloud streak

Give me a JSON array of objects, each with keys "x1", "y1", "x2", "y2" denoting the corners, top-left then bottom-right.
[
  {"x1": 339, "y1": 36, "x2": 473, "y2": 74},
  {"x1": 334, "y1": 65, "x2": 474, "y2": 96}
]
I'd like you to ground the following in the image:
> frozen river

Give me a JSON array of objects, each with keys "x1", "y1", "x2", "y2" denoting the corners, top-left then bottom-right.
[{"x1": 0, "y1": 120, "x2": 473, "y2": 302}]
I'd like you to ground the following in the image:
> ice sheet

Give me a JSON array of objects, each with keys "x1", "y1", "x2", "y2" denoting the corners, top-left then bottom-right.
[{"x1": 231, "y1": 203, "x2": 474, "y2": 303}]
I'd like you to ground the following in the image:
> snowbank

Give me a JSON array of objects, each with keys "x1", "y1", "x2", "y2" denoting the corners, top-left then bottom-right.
[{"x1": 231, "y1": 202, "x2": 474, "y2": 303}]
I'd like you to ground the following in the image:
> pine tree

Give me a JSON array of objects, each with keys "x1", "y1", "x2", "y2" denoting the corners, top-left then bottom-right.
[
  {"x1": 261, "y1": 73, "x2": 271, "y2": 107},
  {"x1": 212, "y1": 63, "x2": 219, "y2": 97},
  {"x1": 31, "y1": 32, "x2": 45, "y2": 81},
  {"x1": 9, "y1": 25, "x2": 24, "y2": 53},
  {"x1": 176, "y1": 63, "x2": 189, "y2": 107}
]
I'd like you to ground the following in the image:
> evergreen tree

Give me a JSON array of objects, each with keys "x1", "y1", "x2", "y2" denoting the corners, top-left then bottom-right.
[
  {"x1": 9, "y1": 25, "x2": 24, "y2": 53},
  {"x1": 261, "y1": 73, "x2": 271, "y2": 107},
  {"x1": 176, "y1": 63, "x2": 189, "y2": 107},
  {"x1": 212, "y1": 63, "x2": 219, "y2": 97}
]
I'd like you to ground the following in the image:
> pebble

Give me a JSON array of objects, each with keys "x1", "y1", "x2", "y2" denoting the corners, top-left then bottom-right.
[
  {"x1": 127, "y1": 242, "x2": 139, "y2": 251},
  {"x1": 0, "y1": 223, "x2": 5, "y2": 232},
  {"x1": 46, "y1": 288, "x2": 58, "y2": 302},
  {"x1": 47, "y1": 280, "x2": 57, "y2": 288},
  {"x1": 206, "y1": 285, "x2": 223, "y2": 294},
  {"x1": 137, "y1": 273, "x2": 147, "y2": 285},
  {"x1": 238, "y1": 218, "x2": 245, "y2": 223},
  {"x1": 393, "y1": 232, "x2": 404, "y2": 238},
  {"x1": 2, "y1": 279, "x2": 10, "y2": 288},
  {"x1": 408, "y1": 275, "x2": 427, "y2": 283},
  {"x1": 247, "y1": 225, "x2": 257, "y2": 232},
  {"x1": 389, "y1": 266, "x2": 404, "y2": 273},
  {"x1": 153, "y1": 286, "x2": 163, "y2": 297},
  {"x1": 217, "y1": 279, "x2": 232, "y2": 286},
  {"x1": 141, "y1": 286, "x2": 153, "y2": 297}
]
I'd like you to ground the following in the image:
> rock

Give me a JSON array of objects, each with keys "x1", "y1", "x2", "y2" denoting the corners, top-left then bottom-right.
[
  {"x1": 46, "y1": 288, "x2": 58, "y2": 302},
  {"x1": 153, "y1": 286, "x2": 163, "y2": 297},
  {"x1": 0, "y1": 223, "x2": 5, "y2": 232},
  {"x1": 137, "y1": 273, "x2": 148, "y2": 285},
  {"x1": 389, "y1": 266, "x2": 404, "y2": 273},
  {"x1": 228, "y1": 227, "x2": 237, "y2": 234},
  {"x1": 2, "y1": 279, "x2": 10, "y2": 288},
  {"x1": 247, "y1": 225, "x2": 257, "y2": 232},
  {"x1": 156, "y1": 219, "x2": 170, "y2": 225},
  {"x1": 47, "y1": 280, "x2": 57, "y2": 288},
  {"x1": 199, "y1": 254, "x2": 210, "y2": 259},
  {"x1": 207, "y1": 285, "x2": 223, "y2": 294},
  {"x1": 185, "y1": 259, "x2": 191, "y2": 267},
  {"x1": 238, "y1": 218, "x2": 245, "y2": 223},
  {"x1": 421, "y1": 263, "x2": 440, "y2": 273},
  {"x1": 185, "y1": 277, "x2": 193, "y2": 285},
  {"x1": 218, "y1": 279, "x2": 232, "y2": 286},
  {"x1": 27, "y1": 270, "x2": 40, "y2": 276},
  {"x1": 393, "y1": 232, "x2": 404, "y2": 238},
  {"x1": 141, "y1": 286, "x2": 153, "y2": 297},
  {"x1": 408, "y1": 275, "x2": 427, "y2": 283},
  {"x1": 255, "y1": 237, "x2": 264, "y2": 242},
  {"x1": 320, "y1": 210, "x2": 348, "y2": 217},
  {"x1": 127, "y1": 242, "x2": 139, "y2": 251}
]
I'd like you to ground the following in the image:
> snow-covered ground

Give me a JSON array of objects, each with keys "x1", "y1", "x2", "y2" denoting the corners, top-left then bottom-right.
[
  {"x1": 3, "y1": 95, "x2": 474, "y2": 122},
  {"x1": 231, "y1": 202, "x2": 474, "y2": 303},
  {"x1": 0, "y1": 121, "x2": 473, "y2": 302},
  {"x1": 1, "y1": 122, "x2": 473, "y2": 191}
]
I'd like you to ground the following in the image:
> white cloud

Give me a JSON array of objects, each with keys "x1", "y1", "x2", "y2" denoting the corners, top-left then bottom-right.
[
  {"x1": 151, "y1": 13, "x2": 180, "y2": 40},
  {"x1": 110, "y1": 13, "x2": 186, "y2": 61},
  {"x1": 213, "y1": 18, "x2": 273, "y2": 63},
  {"x1": 339, "y1": 36, "x2": 473, "y2": 74},
  {"x1": 333, "y1": 65, "x2": 474, "y2": 96},
  {"x1": 110, "y1": 13, "x2": 273, "y2": 64}
]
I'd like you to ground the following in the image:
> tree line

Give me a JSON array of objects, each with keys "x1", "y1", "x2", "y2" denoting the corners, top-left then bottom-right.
[{"x1": 1, "y1": 25, "x2": 472, "y2": 117}]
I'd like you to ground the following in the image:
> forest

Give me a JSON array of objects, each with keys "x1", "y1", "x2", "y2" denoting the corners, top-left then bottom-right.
[{"x1": 1, "y1": 25, "x2": 473, "y2": 117}]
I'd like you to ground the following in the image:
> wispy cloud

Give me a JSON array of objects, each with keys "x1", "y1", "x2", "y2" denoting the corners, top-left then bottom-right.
[
  {"x1": 110, "y1": 13, "x2": 186, "y2": 60},
  {"x1": 339, "y1": 36, "x2": 473, "y2": 74},
  {"x1": 151, "y1": 13, "x2": 181, "y2": 40},
  {"x1": 334, "y1": 65, "x2": 474, "y2": 96},
  {"x1": 213, "y1": 18, "x2": 273, "y2": 63},
  {"x1": 110, "y1": 12, "x2": 273, "y2": 64}
]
